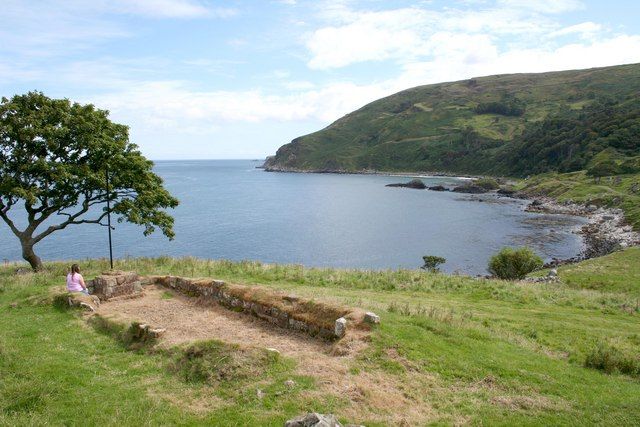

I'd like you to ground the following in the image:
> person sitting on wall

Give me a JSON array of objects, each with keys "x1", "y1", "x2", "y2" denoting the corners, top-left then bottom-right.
[{"x1": 67, "y1": 264, "x2": 89, "y2": 295}]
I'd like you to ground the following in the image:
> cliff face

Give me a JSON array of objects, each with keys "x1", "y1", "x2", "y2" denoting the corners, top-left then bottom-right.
[{"x1": 266, "y1": 63, "x2": 640, "y2": 177}]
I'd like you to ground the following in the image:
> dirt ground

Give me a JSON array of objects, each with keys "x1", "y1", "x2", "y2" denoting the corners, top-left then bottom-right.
[{"x1": 94, "y1": 284, "x2": 432, "y2": 425}]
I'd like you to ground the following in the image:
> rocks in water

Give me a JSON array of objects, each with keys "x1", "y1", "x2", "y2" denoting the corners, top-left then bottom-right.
[
  {"x1": 364, "y1": 312, "x2": 380, "y2": 324},
  {"x1": 496, "y1": 187, "x2": 516, "y2": 196},
  {"x1": 334, "y1": 317, "x2": 347, "y2": 338},
  {"x1": 451, "y1": 184, "x2": 488, "y2": 194},
  {"x1": 427, "y1": 185, "x2": 447, "y2": 191},
  {"x1": 385, "y1": 178, "x2": 426, "y2": 189},
  {"x1": 285, "y1": 413, "x2": 342, "y2": 427}
]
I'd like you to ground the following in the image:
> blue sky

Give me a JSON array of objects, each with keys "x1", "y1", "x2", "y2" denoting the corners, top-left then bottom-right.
[{"x1": 1, "y1": 0, "x2": 639, "y2": 160}]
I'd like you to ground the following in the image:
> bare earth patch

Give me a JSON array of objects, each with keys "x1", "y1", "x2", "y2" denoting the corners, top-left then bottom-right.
[{"x1": 92, "y1": 284, "x2": 439, "y2": 425}]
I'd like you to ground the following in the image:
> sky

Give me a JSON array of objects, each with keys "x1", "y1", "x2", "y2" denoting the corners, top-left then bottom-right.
[{"x1": 1, "y1": 0, "x2": 639, "y2": 160}]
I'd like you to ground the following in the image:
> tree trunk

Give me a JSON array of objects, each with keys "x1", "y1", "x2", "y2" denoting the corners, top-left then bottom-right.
[{"x1": 20, "y1": 238, "x2": 43, "y2": 271}]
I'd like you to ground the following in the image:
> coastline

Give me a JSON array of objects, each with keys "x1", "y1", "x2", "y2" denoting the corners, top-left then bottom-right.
[
  {"x1": 263, "y1": 164, "x2": 639, "y2": 267},
  {"x1": 261, "y1": 165, "x2": 482, "y2": 180},
  {"x1": 519, "y1": 195, "x2": 640, "y2": 266}
]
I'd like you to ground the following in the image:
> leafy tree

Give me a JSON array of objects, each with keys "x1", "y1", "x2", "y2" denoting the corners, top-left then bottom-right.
[
  {"x1": 0, "y1": 92, "x2": 179, "y2": 271},
  {"x1": 421, "y1": 255, "x2": 446, "y2": 272},
  {"x1": 488, "y1": 247, "x2": 543, "y2": 280}
]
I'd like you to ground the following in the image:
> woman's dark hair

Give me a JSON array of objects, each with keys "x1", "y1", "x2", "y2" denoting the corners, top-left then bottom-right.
[{"x1": 71, "y1": 264, "x2": 80, "y2": 277}]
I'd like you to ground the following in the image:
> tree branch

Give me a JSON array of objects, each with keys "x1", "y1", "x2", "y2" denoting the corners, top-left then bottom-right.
[
  {"x1": 0, "y1": 199, "x2": 21, "y2": 238},
  {"x1": 32, "y1": 207, "x2": 110, "y2": 245}
]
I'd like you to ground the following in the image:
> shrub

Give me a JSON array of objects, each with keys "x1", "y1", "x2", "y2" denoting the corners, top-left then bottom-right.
[
  {"x1": 422, "y1": 255, "x2": 446, "y2": 272},
  {"x1": 488, "y1": 247, "x2": 543, "y2": 280},
  {"x1": 587, "y1": 160, "x2": 620, "y2": 177},
  {"x1": 585, "y1": 341, "x2": 640, "y2": 377},
  {"x1": 474, "y1": 178, "x2": 500, "y2": 190}
]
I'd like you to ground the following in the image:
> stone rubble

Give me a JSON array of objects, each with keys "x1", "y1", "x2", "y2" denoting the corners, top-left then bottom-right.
[{"x1": 285, "y1": 413, "x2": 342, "y2": 427}]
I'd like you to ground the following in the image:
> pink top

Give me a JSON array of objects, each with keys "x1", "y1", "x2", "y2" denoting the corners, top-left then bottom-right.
[{"x1": 66, "y1": 273, "x2": 84, "y2": 292}]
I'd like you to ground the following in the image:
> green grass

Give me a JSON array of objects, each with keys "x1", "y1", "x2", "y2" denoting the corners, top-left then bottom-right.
[
  {"x1": 555, "y1": 247, "x2": 640, "y2": 297},
  {"x1": 1, "y1": 252, "x2": 640, "y2": 425}
]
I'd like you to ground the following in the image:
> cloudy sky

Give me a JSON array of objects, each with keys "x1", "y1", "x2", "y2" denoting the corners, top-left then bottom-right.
[{"x1": 1, "y1": 0, "x2": 639, "y2": 160}]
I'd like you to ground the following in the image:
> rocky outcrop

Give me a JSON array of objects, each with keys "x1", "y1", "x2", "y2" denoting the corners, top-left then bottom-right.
[
  {"x1": 451, "y1": 184, "x2": 488, "y2": 194},
  {"x1": 386, "y1": 178, "x2": 427, "y2": 189},
  {"x1": 427, "y1": 185, "x2": 447, "y2": 191}
]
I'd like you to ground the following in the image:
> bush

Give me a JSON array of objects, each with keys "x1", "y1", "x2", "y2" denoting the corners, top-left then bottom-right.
[
  {"x1": 585, "y1": 341, "x2": 640, "y2": 377},
  {"x1": 488, "y1": 247, "x2": 543, "y2": 280},
  {"x1": 587, "y1": 160, "x2": 620, "y2": 177},
  {"x1": 474, "y1": 177, "x2": 500, "y2": 190}
]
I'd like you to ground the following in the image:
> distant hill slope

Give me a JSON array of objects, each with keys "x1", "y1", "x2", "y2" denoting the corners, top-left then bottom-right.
[{"x1": 265, "y1": 63, "x2": 640, "y2": 177}]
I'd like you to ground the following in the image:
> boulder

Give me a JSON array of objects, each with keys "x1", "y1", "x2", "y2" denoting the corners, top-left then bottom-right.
[
  {"x1": 547, "y1": 269, "x2": 558, "y2": 278},
  {"x1": 285, "y1": 413, "x2": 342, "y2": 427},
  {"x1": 334, "y1": 317, "x2": 347, "y2": 338}
]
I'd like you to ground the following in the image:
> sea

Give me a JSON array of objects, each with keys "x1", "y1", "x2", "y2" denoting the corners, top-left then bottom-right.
[{"x1": 0, "y1": 159, "x2": 587, "y2": 275}]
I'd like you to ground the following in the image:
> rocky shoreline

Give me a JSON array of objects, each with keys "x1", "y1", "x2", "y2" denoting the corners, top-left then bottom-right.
[{"x1": 518, "y1": 195, "x2": 640, "y2": 266}]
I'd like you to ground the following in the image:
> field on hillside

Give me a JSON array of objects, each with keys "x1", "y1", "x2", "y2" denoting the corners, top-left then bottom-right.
[{"x1": 1, "y1": 251, "x2": 640, "y2": 426}]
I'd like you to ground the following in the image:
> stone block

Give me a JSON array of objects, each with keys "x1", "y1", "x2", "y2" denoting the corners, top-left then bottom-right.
[
  {"x1": 334, "y1": 317, "x2": 347, "y2": 338},
  {"x1": 364, "y1": 312, "x2": 380, "y2": 324}
]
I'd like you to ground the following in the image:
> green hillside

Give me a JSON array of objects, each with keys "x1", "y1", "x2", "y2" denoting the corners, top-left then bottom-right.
[{"x1": 265, "y1": 63, "x2": 640, "y2": 176}]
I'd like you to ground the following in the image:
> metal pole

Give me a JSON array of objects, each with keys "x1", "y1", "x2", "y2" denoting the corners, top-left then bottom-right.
[{"x1": 105, "y1": 166, "x2": 114, "y2": 270}]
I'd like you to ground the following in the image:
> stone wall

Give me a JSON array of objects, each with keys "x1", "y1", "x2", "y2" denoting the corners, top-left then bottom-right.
[
  {"x1": 89, "y1": 271, "x2": 142, "y2": 301},
  {"x1": 148, "y1": 275, "x2": 354, "y2": 340}
]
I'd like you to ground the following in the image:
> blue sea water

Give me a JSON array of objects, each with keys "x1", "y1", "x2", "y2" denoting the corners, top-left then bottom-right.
[{"x1": 0, "y1": 160, "x2": 586, "y2": 275}]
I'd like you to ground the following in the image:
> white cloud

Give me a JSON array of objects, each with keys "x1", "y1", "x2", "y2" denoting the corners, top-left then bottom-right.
[
  {"x1": 304, "y1": 4, "x2": 570, "y2": 70},
  {"x1": 549, "y1": 22, "x2": 602, "y2": 38},
  {"x1": 497, "y1": 0, "x2": 584, "y2": 14}
]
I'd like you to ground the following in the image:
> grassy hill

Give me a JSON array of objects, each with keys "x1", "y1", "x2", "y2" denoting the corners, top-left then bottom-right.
[
  {"x1": 2, "y1": 253, "x2": 640, "y2": 425},
  {"x1": 265, "y1": 63, "x2": 640, "y2": 176}
]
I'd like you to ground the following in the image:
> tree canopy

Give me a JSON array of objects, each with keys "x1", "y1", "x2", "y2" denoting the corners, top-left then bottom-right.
[{"x1": 0, "y1": 91, "x2": 179, "y2": 270}]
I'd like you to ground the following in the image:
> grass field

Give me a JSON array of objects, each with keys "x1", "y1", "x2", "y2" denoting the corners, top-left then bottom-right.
[{"x1": 1, "y1": 251, "x2": 639, "y2": 425}]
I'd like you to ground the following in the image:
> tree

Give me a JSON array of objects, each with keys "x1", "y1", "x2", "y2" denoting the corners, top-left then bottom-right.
[
  {"x1": 421, "y1": 255, "x2": 446, "y2": 272},
  {"x1": 0, "y1": 92, "x2": 179, "y2": 271}
]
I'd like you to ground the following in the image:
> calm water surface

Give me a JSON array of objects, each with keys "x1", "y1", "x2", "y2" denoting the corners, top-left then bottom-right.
[{"x1": 0, "y1": 160, "x2": 586, "y2": 275}]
